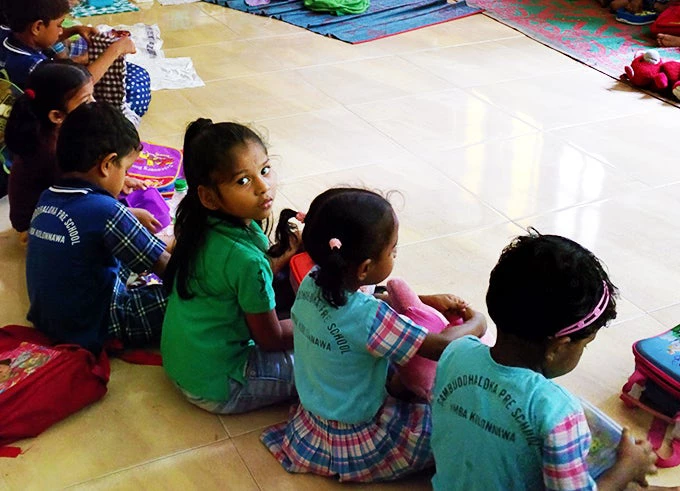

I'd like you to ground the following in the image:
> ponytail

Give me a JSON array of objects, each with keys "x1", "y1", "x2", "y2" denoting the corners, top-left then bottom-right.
[
  {"x1": 163, "y1": 190, "x2": 209, "y2": 299},
  {"x1": 311, "y1": 246, "x2": 349, "y2": 308},
  {"x1": 5, "y1": 95, "x2": 41, "y2": 156}
]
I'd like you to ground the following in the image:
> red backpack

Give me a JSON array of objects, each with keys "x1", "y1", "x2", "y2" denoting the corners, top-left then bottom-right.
[{"x1": 0, "y1": 325, "x2": 110, "y2": 457}]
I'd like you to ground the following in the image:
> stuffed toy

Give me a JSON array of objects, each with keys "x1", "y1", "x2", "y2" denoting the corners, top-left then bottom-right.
[
  {"x1": 623, "y1": 49, "x2": 680, "y2": 100},
  {"x1": 386, "y1": 278, "x2": 495, "y2": 401}
]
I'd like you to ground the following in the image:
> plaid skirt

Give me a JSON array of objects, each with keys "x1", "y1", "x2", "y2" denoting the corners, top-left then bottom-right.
[{"x1": 260, "y1": 396, "x2": 433, "y2": 482}]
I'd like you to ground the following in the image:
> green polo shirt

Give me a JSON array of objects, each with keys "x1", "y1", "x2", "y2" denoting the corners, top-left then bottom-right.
[{"x1": 161, "y1": 218, "x2": 276, "y2": 401}]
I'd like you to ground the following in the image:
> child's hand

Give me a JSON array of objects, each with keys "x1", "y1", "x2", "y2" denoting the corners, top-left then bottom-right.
[
  {"x1": 617, "y1": 428, "x2": 657, "y2": 486},
  {"x1": 130, "y1": 208, "x2": 162, "y2": 233},
  {"x1": 600, "y1": 428, "x2": 658, "y2": 490},
  {"x1": 420, "y1": 294, "x2": 469, "y2": 322},
  {"x1": 73, "y1": 25, "x2": 99, "y2": 43},
  {"x1": 122, "y1": 177, "x2": 148, "y2": 194},
  {"x1": 111, "y1": 37, "x2": 136, "y2": 57}
]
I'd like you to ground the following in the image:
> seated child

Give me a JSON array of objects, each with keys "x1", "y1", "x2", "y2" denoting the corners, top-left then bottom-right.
[
  {"x1": 5, "y1": 60, "x2": 160, "y2": 241},
  {"x1": 431, "y1": 231, "x2": 660, "y2": 490},
  {"x1": 161, "y1": 119, "x2": 298, "y2": 415},
  {"x1": 26, "y1": 102, "x2": 170, "y2": 353},
  {"x1": 0, "y1": 0, "x2": 148, "y2": 117},
  {"x1": 261, "y1": 187, "x2": 487, "y2": 482}
]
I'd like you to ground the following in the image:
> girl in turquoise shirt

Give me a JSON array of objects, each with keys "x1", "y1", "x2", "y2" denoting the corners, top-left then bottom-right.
[{"x1": 262, "y1": 187, "x2": 487, "y2": 482}]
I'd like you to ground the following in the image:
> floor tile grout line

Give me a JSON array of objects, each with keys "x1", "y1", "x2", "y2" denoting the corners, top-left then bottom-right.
[
  {"x1": 62, "y1": 436, "x2": 233, "y2": 489},
  {"x1": 231, "y1": 435, "x2": 267, "y2": 491},
  {"x1": 397, "y1": 219, "x2": 525, "y2": 250}
]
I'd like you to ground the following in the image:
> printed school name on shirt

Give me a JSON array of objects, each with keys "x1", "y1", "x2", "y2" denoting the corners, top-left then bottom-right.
[
  {"x1": 296, "y1": 290, "x2": 351, "y2": 354},
  {"x1": 28, "y1": 205, "x2": 81, "y2": 245},
  {"x1": 436, "y1": 373, "x2": 540, "y2": 446}
]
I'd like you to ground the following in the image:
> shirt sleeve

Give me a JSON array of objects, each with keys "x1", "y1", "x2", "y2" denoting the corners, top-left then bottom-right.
[
  {"x1": 543, "y1": 412, "x2": 597, "y2": 491},
  {"x1": 366, "y1": 301, "x2": 428, "y2": 365},
  {"x1": 233, "y1": 249, "x2": 276, "y2": 315},
  {"x1": 103, "y1": 202, "x2": 166, "y2": 273},
  {"x1": 9, "y1": 54, "x2": 44, "y2": 87}
]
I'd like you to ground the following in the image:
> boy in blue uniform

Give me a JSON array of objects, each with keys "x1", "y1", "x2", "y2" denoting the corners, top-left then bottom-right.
[
  {"x1": 0, "y1": 0, "x2": 135, "y2": 88},
  {"x1": 26, "y1": 102, "x2": 170, "y2": 353}
]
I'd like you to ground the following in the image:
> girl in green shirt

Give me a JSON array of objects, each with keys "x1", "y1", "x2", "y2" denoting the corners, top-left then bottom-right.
[{"x1": 161, "y1": 119, "x2": 298, "y2": 414}]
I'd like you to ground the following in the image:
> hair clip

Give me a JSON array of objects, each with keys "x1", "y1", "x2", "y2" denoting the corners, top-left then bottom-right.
[
  {"x1": 329, "y1": 238, "x2": 342, "y2": 250},
  {"x1": 555, "y1": 281, "x2": 610, "y2": 338},
  {"x1": 25, "y1": 89, "x2": 36, "y2": 100},
  {"x1": 295, "y1": 211, "x2": 306, "y2": 222}
]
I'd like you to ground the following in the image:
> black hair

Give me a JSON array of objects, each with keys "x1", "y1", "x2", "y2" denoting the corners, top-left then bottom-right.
[
  {"x1": 486, "y1": 230, "x2": 618, "y2": 342},
  {"x1": 5, "y1": 60, "x2": 92, "y2": 157},
  {"x1": 302, "y1": 188, "x2": 396, "y2": 308},
  {"x1": 166, "y1": 118, "x2": 297, "y2": 300},
  {"x1": 4, "y1": 0, "x2": 69, "y2": 33},
  {"x1": 56, "y1": 102, "x2": 140, "y2": 174},
  {"x1": 0, "y1": 359, "x2": 10, "y2": 366}
]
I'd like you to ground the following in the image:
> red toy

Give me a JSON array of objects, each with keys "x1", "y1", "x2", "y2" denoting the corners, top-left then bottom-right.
[{"x1": 623, "y1": 49, "x2": 680, "y2": 100}]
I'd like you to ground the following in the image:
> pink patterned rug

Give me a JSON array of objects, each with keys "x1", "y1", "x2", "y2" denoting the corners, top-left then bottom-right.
[{"x1": 469, "y1": 0, "x2": 680, "y2": 81}]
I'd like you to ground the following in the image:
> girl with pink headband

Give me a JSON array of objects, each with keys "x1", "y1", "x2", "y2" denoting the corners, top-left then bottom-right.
[{"x1": 430, "y1": 231, "x2": 662, "y2": 490}]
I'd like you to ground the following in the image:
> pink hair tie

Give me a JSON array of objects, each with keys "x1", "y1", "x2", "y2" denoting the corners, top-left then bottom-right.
[
  {"x1": 295, "y1": 211, "x2": 306, "y2": 222},
  {"x1": 329, "y1": 238, "x2": 342, "y2": 250},
  {"x1": 25, "y1": 89, "x2": 36, "y2": 100},
  {"x1": 555, "y1": 281, "x2": 610, "y2": 338}
]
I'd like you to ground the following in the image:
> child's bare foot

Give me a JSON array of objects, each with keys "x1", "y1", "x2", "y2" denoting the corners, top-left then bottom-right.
[
  {"x1": 654, "y1": 1, "x2": 670, "y2": 11},
  {"x1": 610, "y1": 0, "x2": 629, "y2": 10},
  {"x1": 658, "y1": 33, "x2": 680, "y2": 47}
]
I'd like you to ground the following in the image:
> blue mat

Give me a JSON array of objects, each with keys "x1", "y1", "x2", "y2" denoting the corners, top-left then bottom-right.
[
  {"x1": 71, "y1": 0, "x2": 139, "y2": 17},
  {"x1": 202, "y1": 0, "x2": 481, "y2": 43}
]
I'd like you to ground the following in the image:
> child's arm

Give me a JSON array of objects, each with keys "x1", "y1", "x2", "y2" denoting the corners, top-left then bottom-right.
[
  {"x1": 151, "y1": 250, "x2": 171, "y2": 278},
  {"x1": 245, "y1": 312, "x2": 293, "y2": 351},
  {"x1": 416, "y1": 307, "x2": 487, "y2": 361},
  {"x1": 129, "y1": 208, "x2": 162, "y2": 234},
  {"x1": 86, "y1": 37, "x2": 136, "y2": 84},
  {"x1": 597, "y1": 428, "x2": 659, "y2": 491}
]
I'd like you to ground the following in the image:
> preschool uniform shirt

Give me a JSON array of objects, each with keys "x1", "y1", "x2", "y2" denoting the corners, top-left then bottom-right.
[
  {"x1": 293, "y1": 273, "x2": 427, "y2": 423},
  {"x1": 161, "y1": 218, "x2": 275, "y2": 402},
  {"x1": 261, "y1": 274, "x2": 433, "y2": 482},
  {"x1": 26, "y1": 178, "x2": 166, "y2": 352},
  {"x1": 431, "y1": 336, "x2": 595, "y2": 491},
  {"x1": 0, "y1": 35, "x2": 46, "y2": 88}
]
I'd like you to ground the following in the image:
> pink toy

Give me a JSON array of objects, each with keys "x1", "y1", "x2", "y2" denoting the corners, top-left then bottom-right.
[
  {"x1": 623, "y1": 49, "x2": 680, "y2": 100},
  {"x1": 386, "y1": 278, "x2": 494, "y2": 401}
]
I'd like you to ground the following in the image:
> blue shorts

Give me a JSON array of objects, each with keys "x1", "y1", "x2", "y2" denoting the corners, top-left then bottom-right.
[{"x1": 179, "y1": 346, "x2": 296, "y2": 414}]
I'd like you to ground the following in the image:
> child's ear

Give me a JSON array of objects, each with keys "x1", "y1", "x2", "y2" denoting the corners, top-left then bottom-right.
[
  {"x1": 197, "y1": 185, "x2": 220, "y2": 210},
  {"x1": 357, "y1": 258, "x2": 372, "y2": 282},
  {"x1": 544, "y1": 336, "x2": 571, "y2": 362},
  {"x1": 30, "y1": 20, "x2": 45, "y2": 37},
  {"x1": 47, "y1": 110, "x2": 67, "y2": 126},
  {"x1": 98, "y1": 153, "x2": 118, "y2": 177}
]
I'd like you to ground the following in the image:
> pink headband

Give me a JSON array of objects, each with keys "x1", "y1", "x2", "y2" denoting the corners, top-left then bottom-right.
[{"x1": 555, "y1": 281, "x2": 610, "y2": 338}]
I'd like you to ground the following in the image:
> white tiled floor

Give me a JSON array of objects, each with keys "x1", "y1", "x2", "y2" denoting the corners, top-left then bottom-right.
[{"x1": 1, "y1": 2, "x2": 679, "y2": 488}]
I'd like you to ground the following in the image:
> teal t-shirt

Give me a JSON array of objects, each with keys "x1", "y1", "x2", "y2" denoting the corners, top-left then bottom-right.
[
  {"x1": 161, "y1": 219, "x2": 275, "y2": 401},
  {"x1": 431, "y1": 336, "x2": 586, "y2": 491},
  {"x1": 292, "y1": 274, "x2": 421, "y2": 424}
]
